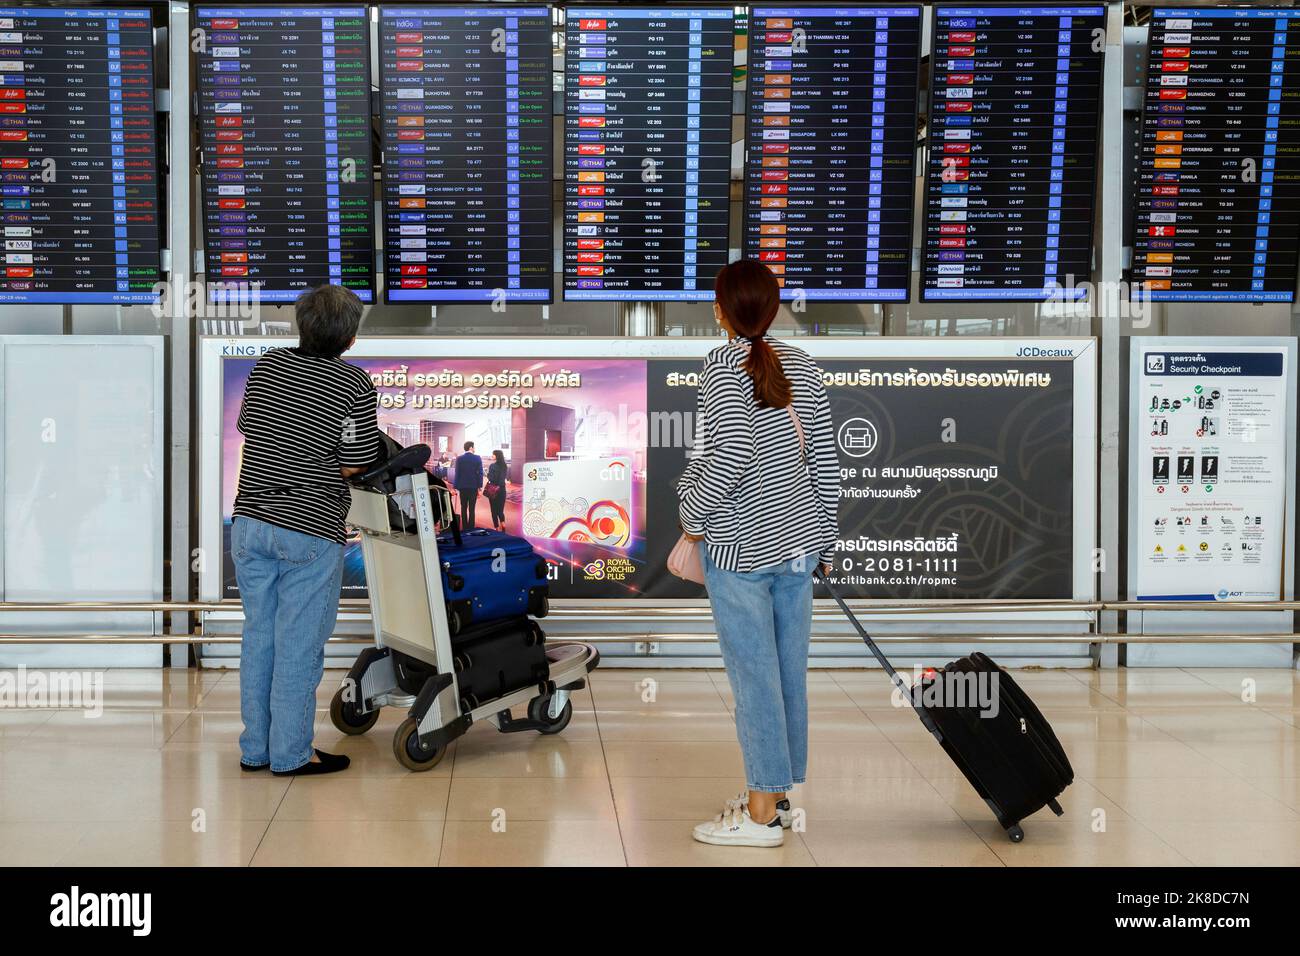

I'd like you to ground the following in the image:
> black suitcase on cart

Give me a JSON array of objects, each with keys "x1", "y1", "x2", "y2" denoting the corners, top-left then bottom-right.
[
  {"x1": 819, "y1": 571, "x2": 1074, "y2": 842},
  {"x1": 389, "y1": 616, "x2": 550, "y2": 713}
]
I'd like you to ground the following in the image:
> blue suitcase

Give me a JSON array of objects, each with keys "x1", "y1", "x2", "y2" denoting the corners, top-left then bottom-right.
[{"x1": 436, "y1": 527, "x2": 551, "y2": 634}]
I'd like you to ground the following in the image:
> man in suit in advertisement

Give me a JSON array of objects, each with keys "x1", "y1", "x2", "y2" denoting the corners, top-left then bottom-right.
[{"x1": 453, "y1": 440, "x2": 484, "y2": 528}]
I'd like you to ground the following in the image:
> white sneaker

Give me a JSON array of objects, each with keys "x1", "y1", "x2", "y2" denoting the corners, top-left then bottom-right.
[
  {"x1": 724, "y1": 790, "x2": 793, "y2": 829},
  {"x1": 693, "y1": 804, "x2": 784, "y2": 847}
]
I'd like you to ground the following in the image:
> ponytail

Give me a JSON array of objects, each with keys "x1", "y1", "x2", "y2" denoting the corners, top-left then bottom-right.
[
  {"x1": 714, "y1": 260, "x2": 794, "y2": 410},
  {"x1": 744, "y1": 335, "x2": 793, "y2": 410}
]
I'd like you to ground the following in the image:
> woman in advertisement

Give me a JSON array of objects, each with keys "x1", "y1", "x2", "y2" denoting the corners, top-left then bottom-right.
[
  {"x1": 486, "y1": 449, "x2": 509, "y2": 531},
  {"x1": 677, "y1": 260, "x2": 841, "y2": 848}
]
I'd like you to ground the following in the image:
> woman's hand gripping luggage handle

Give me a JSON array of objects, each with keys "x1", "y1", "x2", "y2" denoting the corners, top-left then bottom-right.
[{"x1": 814, "y1": 568, "x2": 943, "y2": 741}]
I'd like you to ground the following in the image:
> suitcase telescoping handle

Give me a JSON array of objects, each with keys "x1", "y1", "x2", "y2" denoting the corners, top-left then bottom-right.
[{"x1": 815, "y1": 568, "x2": 943, "y2": 741}]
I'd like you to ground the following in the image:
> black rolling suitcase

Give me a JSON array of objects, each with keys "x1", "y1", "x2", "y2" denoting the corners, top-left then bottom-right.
[
  {"x1": 819, "y1": 570, "x2": 1073, "y2": 842},
  {"x1": 449, "y1": 616, "x2": 550, "y2": 712}
]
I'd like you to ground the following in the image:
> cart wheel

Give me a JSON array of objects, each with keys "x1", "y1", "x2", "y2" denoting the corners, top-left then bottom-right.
[
  {"x1": 393, "y1": 717, "x2": 446, "y2": 772},
  {"x1": 527, "y1": 695, "x2": 573, "y2": 735},
  {"x1": 329, "y1": 687, "x2": 379, "y2": 735},
  {"x1": 1006, "y1": 824, "x2": 1024, "y2": 844}
]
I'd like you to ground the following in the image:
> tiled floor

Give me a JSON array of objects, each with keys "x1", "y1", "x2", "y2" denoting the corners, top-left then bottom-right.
[{"x1": 2, "y1": 665, "x2": 1299, "y2": 866}]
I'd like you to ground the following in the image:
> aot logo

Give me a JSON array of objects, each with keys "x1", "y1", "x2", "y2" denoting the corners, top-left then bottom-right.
[
  {"x1": 837, "y1": 418, "x2": 878, "y2": 459},
  {"x1": 1217, "y1": 589, "x2": 1229, "y2": 600}
]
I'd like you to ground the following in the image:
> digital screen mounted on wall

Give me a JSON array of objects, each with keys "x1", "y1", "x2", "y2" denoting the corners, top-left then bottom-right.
[
  {"x1": 743, "y1": 6, "x2": 922, "y2": 302},
  {"x1": 0, "y1": 7, "x2": 161, "y2": 304},
  {"x1": 921, "y1": 5, "x2": 1106, "y2": 301},
  {"x1": 195, "y1": 6, "x2": 375, "y2": 303},
  {"x1": 563, "y1": 6, "x2": 735, "y2": 301},
  {"x1": 1131, "y1": 8, "x2": 1300, "y2": 303},
  {"x1": 379, "y1": 5, "x2": 553, "y2": 303}
]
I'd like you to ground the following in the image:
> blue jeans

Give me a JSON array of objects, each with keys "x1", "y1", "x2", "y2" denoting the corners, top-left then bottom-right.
[
  {"x1": 232, "y1": 516, "x2": 344, "y2": 772},
  {"x1": 701, "y1": 543, "x2": 814, "y2": 793}
]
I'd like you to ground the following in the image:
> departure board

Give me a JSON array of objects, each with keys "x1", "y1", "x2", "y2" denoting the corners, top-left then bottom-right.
[
  {"x1": 921, "y1": 5, "x2": 1106, "y2": 301},
  {"x1": 0, "y1": 7, "x2": 160, "y2": 304},
  {"x1": 195, "y1": 6, "x2": 375, "y2": 303},
  {"x1": 563, "y1": 7, "x2": 734, "y2": 301},
  {"x1": 379, "y1": 5, "x2": 553, "y2": 303},
  {"x1": 1132, "y1": 8, "x2": 1300, "y2": 303},
  {"x1": 744, "y1": 6, "x2": 922, "y2": 301}
]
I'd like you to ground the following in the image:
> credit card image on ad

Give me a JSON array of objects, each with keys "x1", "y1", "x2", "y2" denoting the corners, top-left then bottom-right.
[{"x1": 521, "y1": 457, "x2": 634, "y2": 549}]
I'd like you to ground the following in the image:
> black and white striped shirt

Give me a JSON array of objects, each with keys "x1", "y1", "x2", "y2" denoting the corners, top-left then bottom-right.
[
  {"x1": 676, "y1": 335, "x2": 840, "y2": 572},
  {"x1": 235, "y1": 347, "x2": 380, "y2": 544}
]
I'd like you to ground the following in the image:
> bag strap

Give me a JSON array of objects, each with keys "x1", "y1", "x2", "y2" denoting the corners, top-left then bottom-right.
[{"x1": 786, "y1": 404, "x2": 806, "y2": 463}]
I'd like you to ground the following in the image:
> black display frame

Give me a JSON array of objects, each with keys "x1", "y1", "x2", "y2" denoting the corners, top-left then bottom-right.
[
  {"x1": 918, "y1": 2, "x2": 1107, "y2": 304},
  {"x1": 376, "y1": 2, "x2": 556, "y2": 305},
  {"x1": 191, "y1": 2, "x2": 379, "y2": 305},
  {"x1": 739, "y1": 3, "x2": 924, "y2": 304}
]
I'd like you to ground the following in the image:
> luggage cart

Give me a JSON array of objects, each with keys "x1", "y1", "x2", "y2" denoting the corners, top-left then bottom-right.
[{"x1": 329, "y1": 470, "x2": 599, "y2": 771}]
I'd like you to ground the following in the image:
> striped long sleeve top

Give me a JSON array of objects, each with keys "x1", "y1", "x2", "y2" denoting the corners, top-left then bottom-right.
[{"x1": 676, "y1": 335, "x2": 840, "y2": 572}]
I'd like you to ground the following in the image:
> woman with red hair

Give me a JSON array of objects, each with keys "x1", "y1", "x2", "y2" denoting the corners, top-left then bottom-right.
[{"x1": 677, "y1": 260, "x2": 841, "y2": 848}]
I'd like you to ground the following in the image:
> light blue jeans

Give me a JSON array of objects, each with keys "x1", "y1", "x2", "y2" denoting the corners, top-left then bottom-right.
[
  {"x1": 701, "y1": 543, "x2": 814, "y2": 793},
  {"x1": 232, "y1": 516, "x2": 344, "y2": 772}
]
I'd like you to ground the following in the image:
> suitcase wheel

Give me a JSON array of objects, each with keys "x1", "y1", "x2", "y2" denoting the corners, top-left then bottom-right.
[
  {"x1": 447, "y1": 606, "x2": 462, "y2": 635},
  {"x1": 1006, "y1": 824, "x2": 1024, "y2": 844}
]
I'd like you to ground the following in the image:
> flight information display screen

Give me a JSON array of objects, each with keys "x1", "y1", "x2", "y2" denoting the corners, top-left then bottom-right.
[
  {"x1": 379, "y1": 5, "x2": 553, "y2": 303},
  {"x1": 195, "y1": 6, "x2": 375, "y2": 303},
  {"x1": 0, "y1": 6, "x2": 161, "y2": 304},
  {"x1": 921, "y1": 5, "x2": 1105, "y2": 301},
  {"x1": 1132, "y1": 8, "x2": 1300, "y2": 303},
  {"x1": 563, "y1": 6, "x2": 734, "y2": 301},
  {"x1": 744, "y1": 6, "x2": 921, "y2": 301}
]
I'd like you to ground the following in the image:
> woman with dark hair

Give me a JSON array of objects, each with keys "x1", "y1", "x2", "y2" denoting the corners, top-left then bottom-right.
[
  {"x1": 676, "y1": 260, "x2": 840, "y2": 848},
  {"x1": 486, "y1": 449, "x2": 509, "y2": 531}
]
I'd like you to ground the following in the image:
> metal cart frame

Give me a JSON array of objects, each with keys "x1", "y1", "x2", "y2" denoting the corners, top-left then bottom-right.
[{"x1": 330, "y1": 471, "x2": 599, "y2": 770}]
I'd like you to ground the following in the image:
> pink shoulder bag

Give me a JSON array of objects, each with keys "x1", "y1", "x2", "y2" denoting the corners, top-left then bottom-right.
[{"x1": 668, "y1": 405, "x2": 805, "y2": 585}]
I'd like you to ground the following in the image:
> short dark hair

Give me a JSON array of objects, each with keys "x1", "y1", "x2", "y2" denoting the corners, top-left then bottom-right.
[
  {"x1": 296, "y1": 285, "x2": 364, "y2": 358},
  {"x1": 464, "y1": 441, "x2": 475, "y2": 452}
]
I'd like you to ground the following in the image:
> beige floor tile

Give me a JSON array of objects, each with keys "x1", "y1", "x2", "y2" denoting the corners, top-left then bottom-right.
[
  {"x1": 1184, "y1": 739, "x2": 1300, "y2": 778},
  {"x1": 590, "y1": 679, "x2": 729, "y2": 712},
  {"x1": 620, "y1": 821, "x2": 816, "y2": 866},
  {"x1": 449, "y1": 737, "x2": 608, "y2": 778},
  {"x1": 274, "y1": 774, "x2": 451, "y2": 821},
  {"x1": 979, "y1": 818, "x2": 1192, "y2": 867},
  {"x1": 595, "y1": 709, "x2": 739, "y2": 741},
  {"x1": 808, "y1": 741, "x2": 926, "y2": 779},
  {"x1": 61, "y1": 820, "x2": 271, "y2": 867},
  {"x1": 1238, "y1": 777, "x2": 1300, "y2": 812},
  {"x1": 1138, "y1": 709, "x2": 1299, "y2": 744},
  {"x1": 0, "y1": 821, "x2": 87, "y2": 866},
  {"x1": 0, "y1": 774, "x2": 290, "y2": 822},
  {"x1": 1142, "y1": 819, "x2": 1300, "y2": 867},
  {"x1": 805, "y1": 710, "x2": 889, "y2": 742},
  {"x1": 590, "y1": 668, "x2": 718, "y2": 684},
  {"x1": 25, "y1": 710, "x2": 187, "y2": 748},
  {"x1": 1065, "y1": 740, "x2": 1239, "y2": 779},
  {"x1": 927, "y1": 776, "x2": 1134, "y2": 829},
  {"x1": 0, "y1": 709, "x2": 55, "y2": 746},
  {"x1": 1090, "y1": 776, "x2": 1299, "y2": 824},
  {"x1": 800, "y1": 819, "x2": 1004, "y2": 866},
  {"x1": 792, "y1": 776, "x2": 962, "y2": 823},
  {"x1": 1042, "y1": 708, "x2": 1175, "y2": 743},
  {"x1": 446, "y1": 776, "x2": 616, "y2": 821},
  {"x1": 252, "y1": 820, "x2": 443, "y2": 866},
  {"x1": 602, "y1": 740, "x2": 745, "y2": 778},
  {"x1": 610, "y1": 776, "x2": 746, "y2": 821},
  {"x1": 437, "y1": 820, "x2": 625, "y2": 866}
]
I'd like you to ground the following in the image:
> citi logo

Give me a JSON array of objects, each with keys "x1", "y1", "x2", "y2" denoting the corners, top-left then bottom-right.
[{"x1": 49, "y1": 886, "x2": 151, "y2": 937}]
